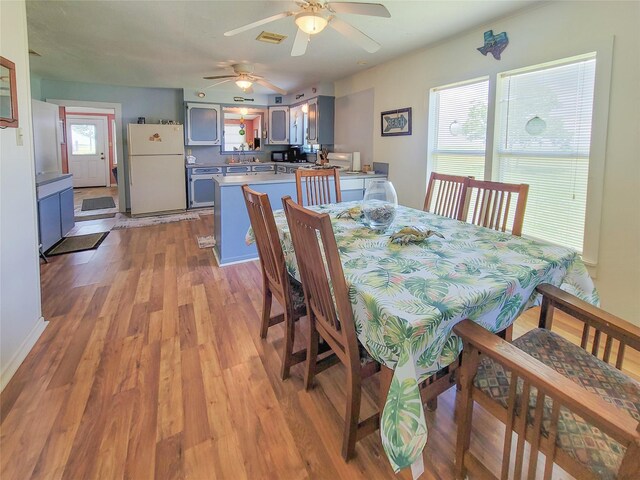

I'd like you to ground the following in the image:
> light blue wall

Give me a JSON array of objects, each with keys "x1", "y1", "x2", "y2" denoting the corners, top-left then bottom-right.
[
  {"x1": 30, "y1": 74, "x2": 42, "y2": 101},
  {"x1": 38, "y1": 78, "x2": 184, "y2": 209}
]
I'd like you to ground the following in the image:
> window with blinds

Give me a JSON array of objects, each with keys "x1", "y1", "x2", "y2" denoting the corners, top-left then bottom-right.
[
  {"x1": 431, "y1": 79, "x2": 489, "y2": 179},
  {"x1": 495, "y1": 55, "x2": 596, "y2": 252}
]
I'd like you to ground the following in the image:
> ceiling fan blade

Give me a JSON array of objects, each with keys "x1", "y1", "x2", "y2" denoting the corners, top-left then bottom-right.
[
  {"x1": 291, "y1": 28, "x2": 310, "y2": 57},
  {"x1": 202, "y1": 74, "x2": 236, "y2": 80},
  {"x1": 328, "y1": 17, "x2": 381, "y2": 53},
  {"x1": 327, "y1": 2, "x2": 390, "y2": 17},
  {"x1": 204, "y1": 79, "x2": 232, "y2": 89},
  {"x1": 255, "y1": 78, "x2": 287, "y2": 95},
  {"x1": 224, "y1": 12, "x2": 292, "y2": 36}
]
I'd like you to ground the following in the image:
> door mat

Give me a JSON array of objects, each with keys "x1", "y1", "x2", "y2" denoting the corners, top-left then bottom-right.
[
  {"x1": 82, "y1": 196, "x2": 116, "y2": 211},
  {"x1": 112, "y1": 211, "x2": 200, "y2": 230},
  {"x1": 197, "y1": 235, "x2": 216, "y2": 248},
  {"x1": 75, "y1": 213, "x2": 117, "y2": 222},
  {"x1": 45, "y1": 232, "x2": 109, "y2": 256}
]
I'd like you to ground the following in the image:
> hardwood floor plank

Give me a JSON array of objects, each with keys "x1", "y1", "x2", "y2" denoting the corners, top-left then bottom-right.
[
  {"x1": 123, "y1": 341, "x2": 161, "y2": 480},
  {"x1": 155, "y1": 432, "x2": 184, "y2": 480},
  {"x1": 156, "y1": 337, "x2": 184, "y2": 442},
  {"x1": 181, "y1": 346, "x2": 211, "y2": 449},
  {"x1": 91, "y1": 389, "x2": 137, "y2": 480}
]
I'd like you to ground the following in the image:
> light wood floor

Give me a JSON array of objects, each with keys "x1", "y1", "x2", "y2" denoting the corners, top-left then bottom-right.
[
  {"x1": 1, "y1": 214, "x2": 638, "y2": 479},
  {"x1": 74, "y1": 186, "x2": 119, "y2": 220}
]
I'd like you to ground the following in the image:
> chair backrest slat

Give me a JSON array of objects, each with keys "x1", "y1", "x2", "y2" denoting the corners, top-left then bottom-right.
[
  {"x1": 295, "y1": 168, "x2": 342, "y2": 206},
  {"x1": 463, "y1": 179, "x2": 529, "y2": 236},
  {"x1": 424, "y1": 172, "x2": 473, "y2": 220},
  {"x1": 242, "y1": 185, "x2": 287, "y2": 300},
  {"x1": 282, "y1": 196, "x2": 359, "y2": 366}
]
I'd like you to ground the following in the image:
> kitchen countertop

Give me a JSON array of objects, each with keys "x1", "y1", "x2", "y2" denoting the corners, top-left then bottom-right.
[
  {"x1": 186, "y1": 161, "x2": 316, "y2": 168},
  {"x1": 213, "y1": 171, "x2": 386, "y2": 187},
  {"x1": 35, "y1": 172, "x2": 73, "y2": 186}
]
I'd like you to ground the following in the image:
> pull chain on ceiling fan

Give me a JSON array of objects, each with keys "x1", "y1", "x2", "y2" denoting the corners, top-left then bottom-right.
[{"x1": 225, "y1": 1, "x2": 390, "y2": 57}]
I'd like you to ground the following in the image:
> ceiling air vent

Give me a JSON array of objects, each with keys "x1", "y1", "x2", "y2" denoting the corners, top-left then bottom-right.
[
  {"x1": 256, "y1": 31, "x2": 287, "y2": 44},
  {"x1": 29, "y1": 49, "x2": 41, "y2": 56}
]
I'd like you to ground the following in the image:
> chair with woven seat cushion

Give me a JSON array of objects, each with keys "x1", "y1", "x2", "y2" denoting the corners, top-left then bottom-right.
[
  {"x1": 423, "y1": 172, "x2": 474, "y2": 220},
  {"x1": 282, "y1": 195, "x2": 380, "y2": 460},
  {"x1": 295, "y1": 167, "x2": 342, "y2": 206},
  {"x1": 453, "y1": 284, "x2": 640, "y2": 480},
  {"x1": 242, "y1": 185, "x2": 307, "y2": 380},
  {"x1": 462, "y1": 179, "x2": 529, "y2": 236}
]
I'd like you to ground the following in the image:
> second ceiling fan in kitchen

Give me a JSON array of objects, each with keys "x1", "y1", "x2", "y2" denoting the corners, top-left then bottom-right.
[
  {"x1": 203, "y1": 64, "x2": 287, "y2": 95},
  {"x1": 224, "y1": 1, "x2": 391, "y2": 56}
]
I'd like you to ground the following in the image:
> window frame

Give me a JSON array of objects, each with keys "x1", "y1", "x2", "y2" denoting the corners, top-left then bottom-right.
[{"x1": 427, "y1": 38, "x2": 613, "y2": 272}]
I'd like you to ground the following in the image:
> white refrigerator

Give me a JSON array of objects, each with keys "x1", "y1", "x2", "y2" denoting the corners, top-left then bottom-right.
[{"x1": 127, "y1": 124, "x2": 186, "y2": 216}]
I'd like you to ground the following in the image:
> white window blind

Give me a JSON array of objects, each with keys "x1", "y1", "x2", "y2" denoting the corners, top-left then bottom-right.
[
  {"x1": 431, "y1": 79, "x2": 489, "y2": 179},
  {"x1": 496, "y1": 56, "x2": 596, "y2": 252}
]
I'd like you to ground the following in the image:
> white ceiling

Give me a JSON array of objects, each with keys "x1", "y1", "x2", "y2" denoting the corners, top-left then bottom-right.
[{"x1": 26, "y1": 0, "x2": 539, "y2": 95}]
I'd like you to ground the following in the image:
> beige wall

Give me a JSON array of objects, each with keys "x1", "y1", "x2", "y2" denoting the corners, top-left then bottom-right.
[
  {"x1": 0, "y1": 0, "x2": 46, "y2": 389},
  {"x1": 335, "y1": 1, "x2": 640, "y2": 323}
]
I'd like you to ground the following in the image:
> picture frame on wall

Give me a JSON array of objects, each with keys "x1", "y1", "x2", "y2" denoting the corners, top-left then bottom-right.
[
  {"x1": 0, "y1": 56, "x2": 19, "y2": 129},
  {"x1": 381, "y1": 107, "x2": 411, "y2": 137}
]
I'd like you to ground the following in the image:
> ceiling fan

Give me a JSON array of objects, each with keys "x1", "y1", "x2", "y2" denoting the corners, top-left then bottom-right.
[
  {"x1": 224, "y1": 1, "x2": 391, "y2": 57},
  {"x1": 203, "y1": 64, "x2": 287, "y2": 94}
]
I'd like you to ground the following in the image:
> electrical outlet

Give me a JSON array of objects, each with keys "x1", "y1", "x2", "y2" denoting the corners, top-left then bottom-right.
[{"x1": 186, "y1": 148, "x2": 192, "y2": 155}]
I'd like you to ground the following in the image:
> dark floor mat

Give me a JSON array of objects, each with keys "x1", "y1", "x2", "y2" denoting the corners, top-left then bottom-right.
[
  {"x1": 45, "y1": 232, "x2": 109, "y2": 256},
  {"x1": 81, "y1": 196, "x2": 116, "y2": 211}
]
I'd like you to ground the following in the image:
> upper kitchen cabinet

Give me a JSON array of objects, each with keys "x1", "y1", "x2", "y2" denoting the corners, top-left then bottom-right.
[
  {"x1": 307, "y1": 96, "x2": 335, "y2": 145},
  {"x1": 289, "y1": 104, "x2": 305, "y2": 146},
  {"x1": 186, "y1": 103, "x2": 221, "y2": 145},
  {"x1": 268, "y1": 106, "x2": 289, "y2": 145}
]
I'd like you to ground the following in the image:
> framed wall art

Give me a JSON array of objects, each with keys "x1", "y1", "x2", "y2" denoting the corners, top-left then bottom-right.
[
  {"x1": 381, "y1": 107, "x2": 411, "y2": 137},
  {"x1": 0, "y1": 56, "x2": 19, "y2": 128}
]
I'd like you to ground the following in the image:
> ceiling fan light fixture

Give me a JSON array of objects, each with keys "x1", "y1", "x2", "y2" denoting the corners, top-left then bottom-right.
[
  {"x1": 295, "y1": 12, "x2": 328, "y2": 35},
  {"x1": 235, "y1": 79, "x2": 253, "y2": 90}
]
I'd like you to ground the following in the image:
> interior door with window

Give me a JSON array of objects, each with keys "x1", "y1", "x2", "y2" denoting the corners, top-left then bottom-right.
[{"x1": 66, "y1": 116, "x2": 108, "y2": 187}]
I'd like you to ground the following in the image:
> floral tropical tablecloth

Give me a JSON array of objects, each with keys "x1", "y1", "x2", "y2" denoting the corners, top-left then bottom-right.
[{"x1": 246, "y1": 201, "x2": 598, "y2": 475}]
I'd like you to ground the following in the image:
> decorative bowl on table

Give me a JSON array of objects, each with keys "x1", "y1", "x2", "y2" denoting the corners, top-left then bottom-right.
[{"x1": 362, "y1": 179, "x2": 398, "y2": 231}]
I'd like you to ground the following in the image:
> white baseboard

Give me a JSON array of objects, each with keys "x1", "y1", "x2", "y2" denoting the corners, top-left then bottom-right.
[{"x1": 1, "y1": 317, "x2": 48, "y2": 391}]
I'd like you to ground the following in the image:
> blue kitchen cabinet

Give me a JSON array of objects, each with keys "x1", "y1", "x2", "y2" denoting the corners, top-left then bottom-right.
[
  {"x1": 60, "y1": 187, "x2": 75, "y2": 235},
  {"x1": 38, "y1": 193, "x2": 62, "y2": 252},
  {"x1": 186, "y1": 103, "x2": 221, "y2": 146},
  {"x1": 307, "y1": 96, "x2": 335, "y2": 145},
  {"x1": 36, "y1": 174, "x2": 75, "y2": 253}
]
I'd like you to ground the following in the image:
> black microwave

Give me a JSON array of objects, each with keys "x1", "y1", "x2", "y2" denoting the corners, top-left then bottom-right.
[{"x1": 271, "y1": 151, "x2": 288, "y2": 162}]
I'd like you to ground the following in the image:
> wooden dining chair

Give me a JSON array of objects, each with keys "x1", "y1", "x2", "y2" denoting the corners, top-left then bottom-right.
[
  {"x1": 424, "y1": 172, "x2": 473, "y2": 220},
  {"x1": 462, "y1": 179, "x2": 529, "y2": 236},
  {"x1": 453, "y1": 284, "x2": 640, "y2": 480},
  {"x1": 282, "y1": 195, "x2": 380, "y2": 460},
  {"x1": 295, "y1": 167, "x2": 342, "y2": 206},
  {"x1": 241, "y1": 185, "x2": 307, "y2": 380}
]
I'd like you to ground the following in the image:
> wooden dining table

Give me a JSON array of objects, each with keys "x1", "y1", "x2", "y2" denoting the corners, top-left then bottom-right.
[{"x1": 246, "y1": 200, "x2": 598, "y2": 477}]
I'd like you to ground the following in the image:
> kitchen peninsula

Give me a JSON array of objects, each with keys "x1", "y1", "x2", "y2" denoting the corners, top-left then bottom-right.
[{"x1": 213, "y1": 171, "x2": 387, "y2": 265}]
